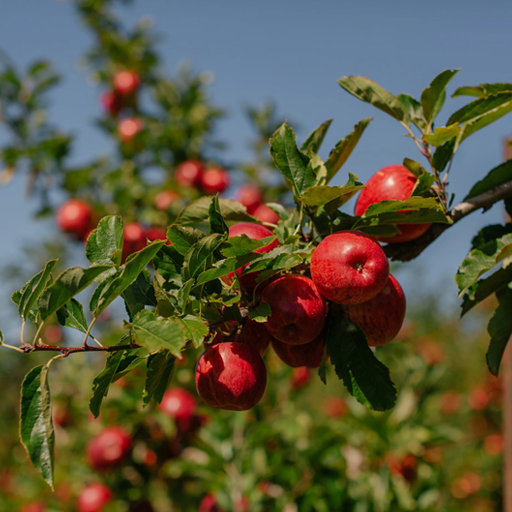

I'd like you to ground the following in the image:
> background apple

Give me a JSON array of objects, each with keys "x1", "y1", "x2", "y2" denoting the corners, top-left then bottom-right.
[
  {"x1": 234, "y1": 184, "x2": 262, "y2": 214},
  {"x1": 86, "y1": 426, "x2": 131, "y2": 470},
  {"x1": 175, "y1": 160, "x2": 203, "y2": 188},
  {"x1": 200, "y1": 167, "x2": 230, "y2": 194},
  {"x1": 117, "y1": 117, "x2": 144, "y2": 142},
  {"x1": 113, "y1": 70, "x2": 140, "y2": 96},
  {"x1": 56, "y1": 199, "x2": 94, "y2": 240},
  {"x1": 77, "y1": 483, "x2": 112, "y2": 512},
  {"x1": 311, "y1": 230, "x2": 389, "y2": 305}
]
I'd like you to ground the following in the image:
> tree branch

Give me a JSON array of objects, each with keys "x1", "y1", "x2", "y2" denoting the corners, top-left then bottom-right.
[
  {"x1": 20, "y1": 342, "x2": 142, "y2": 357},
  {"x1": 385, "y1": 179, "x2": 512, "y2": 262}
]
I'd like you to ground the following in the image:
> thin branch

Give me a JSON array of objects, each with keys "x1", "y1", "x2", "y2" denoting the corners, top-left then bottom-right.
[
  {"x1": 385, "y1": 179, "x2": 512, "y2": 262},
  {"x1": 20, "y1": 342, "x2": 142, "y2": 357}
]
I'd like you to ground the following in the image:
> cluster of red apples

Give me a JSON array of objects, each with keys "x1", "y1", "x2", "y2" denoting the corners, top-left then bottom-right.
[{"x1": 196, "y1": 165, "x2": 423, "y2": 412}]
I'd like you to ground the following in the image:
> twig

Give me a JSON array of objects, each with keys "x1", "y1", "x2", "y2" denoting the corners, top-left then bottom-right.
[
  {"x1": 385, "y1": 179, "x2": 512, "y2": 262},
  {"x1": 20, "y1": 342, "x2": 142, "y2": 357}
]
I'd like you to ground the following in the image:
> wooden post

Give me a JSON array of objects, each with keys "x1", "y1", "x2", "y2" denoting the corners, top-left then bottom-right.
[{"x1": 504, "y1": 138, "x2": 512, "y2": 512}]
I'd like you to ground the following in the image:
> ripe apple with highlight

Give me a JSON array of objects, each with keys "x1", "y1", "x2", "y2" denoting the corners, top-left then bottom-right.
[
  {"x1": 261, "y1": 275, "x2": 326, "y2": 345},
  {"x1": 354, "y1": 164, "x2": 431, "y2": 243},
  {"x1": 154, "y1": 190, "x2": 180, "y2": 211},
  {"x1": 195, "y1": 342, "x2": 267, "y2": 411},
  {"x1": 343, "y1": 274, "x2": 406, "y2": 347},
  {"x1": 123, "y1": 222, "x2": 146, "y2": 261},
  {"x1": 158, "y1": 388, "x2": 197, "y2": 432},
  {"x1": 235, "y1": 184, "x2": 262, "y2": 214},
  {"x1": 117, "y1": 117, "x2": 144, "y2": 142},
  {"x1": 113, "y1": 70, "x2": 140, "y2": 95},
  {"x1": 311, "y1": 230, "x2": 389, "y2": 305},
  {"x1": 254, "y1": 204, "x2": 279, "y2": 224}
]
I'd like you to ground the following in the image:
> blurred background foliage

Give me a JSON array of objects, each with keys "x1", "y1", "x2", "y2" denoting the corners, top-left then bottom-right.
[{"x1": 0, "y1": 0, "x2": 504, "y2": 511}]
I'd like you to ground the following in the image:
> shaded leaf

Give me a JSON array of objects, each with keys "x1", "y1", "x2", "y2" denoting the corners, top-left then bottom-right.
[
  {"x1": 131, "y1": 310, "x2": 186, "y2": 357},
  {"x1": 38, "y1": 266, "x2": 111, "y2": 321},
  {"x1": 325, "y1": 314, "x2": 396, "y2": 411},
  {"x1": 181, "y1": 234, "x2": 225, "y2": 282},
  {"x1": 452, "y1": 83, "x2": 512, "y2": 98},
  {"x1": 301, "y1": 182, "x2": 364, "y2": 208},
  {"x1": 362, "y1": 197, "x2": 441, "y2": 216},
  {"x1": 432, "y1": 138, "x2": 456, "y2": 173},
  {"x1": 402, "y1": 158, "x2": 436, "y2": 196},
  {"x1": 486, "y1": 287, "x2": 512, "y2": 375},
  {"x1": 221, "y1": 235, "x2": 275, "y2": 257},
  {"x1": 143, "y1": 351, "x2": 176, "y2": 407},
  {"x1": 270, "y1": 123, "x2": 316, "y2": 197},
  {"x1": 208, "y1": 195, "x2": 229, "y2": 235},
  {"x1": 325, "y1": 118, "x2": 372, "y2": 183},
  {"x1": 20, "y1": 365, "x2": 55, "y2": 489},
  {"x1": 56, "y1": 298, "x2": 88, "y2": 334},
  {"x1": 89, "y1": 350, "x2": 125, "y2": 418},
  {"x1": 456, "y1": 232, "x2": 512, "y2": 295},
  {"x1": 85, "y1": 215, "x2": 124, "y2": 267},
  {"x1": 18, "y1": 260, "x2": 58, "y2": 320},
  {"x1": 248, "y1": 302, "x2": 271, "y2": 323},
  {"x1": 420, "y1": 69, "x2": 459, "y2": 125},
  {"x1": 177, "y1": 196, "x2": 254, "y2": 225},
  {"x1": 300, "y1": 119, "x2": 332, "y2": 155},
  {"x1": 464, "y1": 160, "x2": 512, "y2": 200},
  {"x1": 338, "y1": 76, "x2": 410, "y2": 125},
  {"x1": 167, "y1": 225, "x2": 205, "y2": 256},
  {"x1": 179, "y1": 315, "x2": 209, "y2": 348},
  {"x1": 397, "y1": 93, "x2": 426, "y2": 130}
]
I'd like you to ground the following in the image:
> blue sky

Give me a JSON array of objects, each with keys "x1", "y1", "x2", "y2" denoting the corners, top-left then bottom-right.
[{"x1": 0, "y1": 0, "x2": 511, "y2": 308}]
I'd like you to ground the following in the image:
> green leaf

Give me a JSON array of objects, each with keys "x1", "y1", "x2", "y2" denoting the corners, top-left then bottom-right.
[
  {"x1": 131, "y1": 310, "x2": 186, "y2": 357},
  {"x1": 464, "y1": 160, "x2": 512, "y2": 200},
  {"x1": 452, "y1": 83, "x2": 512, "y2": 98},
  {"x1": 222, "y1": 235, "x2": 275, "y2": 257},
  {"x1": 178, "y1": 279, "x2": 195, "y2": 311},
  {"x1": 112, "y1": 352, "x2": 146, "y2": 382},
  {"x1": 432, "y1": 138, "x2": 456, "y2": 173},
  {"x1": 326, "y1": 315, "x2": 396, "y2": 411},
  {"x1": 461, "y1": 265, "x2": 512, "y2": 316},
  {"x1": 324, "y1": 118, "x2": 372, "y2": 183},
  {"x1": 362, "y1": 197, "x2": 441, "y2": 216},
  {"x1": 177, "y1": 196, "x2": 254, "y2": 226},
  {"x1": 143, "y1": 351, "x2": 176, "y2": 407},
  {"x1": 300, "y1": 119, "x2": 332, "y2": 155},
  {"x1": 92, "y1": 242, "x2": 165, "y2": 316},
  {"x1": 195, "y1": 258, "x2": 237, "y2": 285},
  {"x1": 123, "y1": 270, "x2": 157, "y2": 311},
  {"x1": 38, "y1": 266, "x2": 111, "y2": 321},
  {"x1": 89, "y1": 350, "x2": 125, "y2": 418},
  {"x1": 56, "y1": 298, "x2": 88, "y2": 334},
  {"x1": 167, "y1": 225, "x2": 205, "y2": 256},
  {"x1": 248, "y1": 302, "x2": 271, "y2": 323},
  {"x1": 85, "y1": 215, "x2": 124, "y2": 267},
  {"x1": 318, "y1": 347, "x2": 328, "y2": 385},
  {"x1": 181, "y1": 234, "x2": 225, "y2": 282},
  {"x1": 402, "y1": 158, "x2": 436, "y2": 196},
  {"x1": 265, "y1": 202, "x2": 289, "y2": 220},
  {"x1": 456, "y1": 232, "x2": 512, "y2": 295},
  {"x1": 338, "y1": 76, "x2": 410, "y2": 126},
  {"x1": 486, "y1": 287, "x2": 512, "y2": 375},
  {"x1": 397, "y1": 94, "x2": 426, "y2": 131},
  {"x1": 301, "y1": 182, "x2": 364, "y2": 208},
  {"x1": 208, "y1": 195, "x2": 229, "y2": 235},
  {"x1": 423, "y1": 124, "x2": 460, "y2": 146},
  {"x1": 420, "y1": 69, "x2": 459, "y2": 125},
  {"x1": 447, "y1": 92, "x2": 512, "y2": 141},
  {"x1": 179, "y1": 315, "x2": 209, "y2": 348},
  {"x1": 152, "y1": 245, "x2": 183, "y2": 285},
  {"x1": 0, "y1": 328, "x2": 3, "y2": 344},
  {"x1": 20, "y1": 365, "x2": 55, "y2": 489},
  {"x1": 270, "y1": 123, "x2": 317, "y2": 197},
  {"x1": 18, "y1": 260, "x2": 58, "y2": 321}
]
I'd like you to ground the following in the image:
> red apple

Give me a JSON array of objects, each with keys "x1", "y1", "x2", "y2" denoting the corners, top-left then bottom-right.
[
  {"x1": 224, "y1": 222, "x2": 278, "y2": 292},
  {"x1": 290, "y1": 367, "x2": 311, "y2": 390},
  {"x1": 271, "y1": 334, "x2": 324, "y2": 368},
  {"x1": 56, "y1": 199, "x2": 94, "y2": 239},
  {"x1": 158, "y1": 388, "x2": 197, "y2": 431},
  {"x1": 175, "y1": 160, "x2": 203, "y2": 188},
  {"x1": 117, "y1": 117, "x2": 144, "y2": 142},
  {"x1": 311, "y1": 230, "x2": 389, "y2": 305},
  {"x1": 201, "y1": 167, "x2": 230, "y2": 194},
  {"x1": 100, "y1": 91, "x2": 122, "y2": 117},
  {"x1": 323, "y1": 397, "x2": 349, "y2": 418},
  {"x1": 235, "y1": 184, "x2": 262, "y2": 214},
  {"x1": 354, "y1": 164, "x2": 431, "y2": 243},
  {"x1": 77, "y1": 483, "x2": 112, "y2": 512},
  {"x1": 86, "y1": 426, "x2": 131, "y2": 470},
  {"x1": 195, "y1": 342, "x2": 267, "y2": 411},
  {"x1": 343, "y1": 274, "x2": 406, "y2": 347},
  {"x1": 154, "y1": 190, "x2": 180, "y2": 211},
  {"x1": 199, "y1": 494, "x2": 225, "y2": 512},
  {"x1": 254, "y1": 204, "x2": 280, "y2": 224},
  {"x1": 20, "y1": 503, "x2": 46, "y2": 512},
  {"x1": 261, "y1": 275, "x2": 326, "y2": 345},
  {"x1": 123, "y1": 222, "x2": 146, "y2": 261},
  {"x1": 238, "y1": 318, "x2": 271, "y2": 356},
  {"x1": 113, "y1": 70, "x2": 140, "y2": 95}
]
